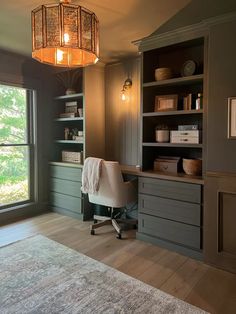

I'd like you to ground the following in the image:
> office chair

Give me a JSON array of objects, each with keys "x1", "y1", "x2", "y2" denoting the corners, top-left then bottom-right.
[{"x1": 88, "y1": 160, "x2": 137, "y2": 239}]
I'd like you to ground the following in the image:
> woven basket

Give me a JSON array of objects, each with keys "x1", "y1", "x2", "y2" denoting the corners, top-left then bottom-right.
[
  {"x1": 183, "y1": 158, "x2": 202, "y2": 176},
  {"x1": 155, "y1": 68, "x2": 172, "y2": 81}
]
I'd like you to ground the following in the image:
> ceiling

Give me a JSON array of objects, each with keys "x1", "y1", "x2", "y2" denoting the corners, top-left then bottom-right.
[{"x1": 0, "y1": 0, "x2": 191, "y2": 64}]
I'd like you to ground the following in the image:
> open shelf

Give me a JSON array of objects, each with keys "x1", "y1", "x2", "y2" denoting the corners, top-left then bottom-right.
[
  {"x1": 54, "y1": 117, "x2": 84, "y2": 122},
  {"x1": 49, "y1": 161, "x2": 83, "y2": 168},
  {"x1": 143, "y1": 74, "x2": 203, "y2": 88},
  {"x1": 143, "y1": 109, "x2": 203, "y2": 117},
  {"x1": 143, "y1": 142, "x2": 203, "y2": 148},
  {"x1": 55, "y1": 140, "x2": 84, "y2": 144},
  {"x1": 54, "y1": 93, "x2": 83, "y2": 100}
]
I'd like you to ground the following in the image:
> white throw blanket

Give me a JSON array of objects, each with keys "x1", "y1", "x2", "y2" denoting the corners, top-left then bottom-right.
[{"x1": 81, "y1": 157, "x2": 103, "y2": 194}]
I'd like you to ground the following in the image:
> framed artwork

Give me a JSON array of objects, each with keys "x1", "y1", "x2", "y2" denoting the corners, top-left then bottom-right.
[
  {"x1": 155, "y1": 94, "x2": 178, "y2": 112},
  {"x1": 228, "y1": 97, "x2": 236, "y2": 139}
]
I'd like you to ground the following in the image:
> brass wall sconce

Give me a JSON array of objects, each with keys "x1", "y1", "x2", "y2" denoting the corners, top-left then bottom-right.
[{"x1": 121, "y1": 78, "x2": 132, "y2": 101}]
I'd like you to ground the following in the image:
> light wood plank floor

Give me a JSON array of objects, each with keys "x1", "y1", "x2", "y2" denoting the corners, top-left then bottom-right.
[{"x1": 0, "y1": 212, "x2": 235, "y2": 314}]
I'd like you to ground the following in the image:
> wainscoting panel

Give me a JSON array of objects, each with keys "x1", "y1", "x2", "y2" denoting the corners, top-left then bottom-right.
[
  {"x1": 105, "y1": 58, "x2": 141, "y2": 166},
  {"x1": 204, "y1": 172, "x2": 236, "y2": 273}
]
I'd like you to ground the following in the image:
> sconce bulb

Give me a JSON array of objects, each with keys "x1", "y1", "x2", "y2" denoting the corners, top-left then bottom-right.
[{"x1": 121, "y1": 91, "x2": 126, "y2": 101}]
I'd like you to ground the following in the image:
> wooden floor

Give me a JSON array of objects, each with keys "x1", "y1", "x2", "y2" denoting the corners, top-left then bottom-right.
[{"x1": 0, "y1": 212, "x2": 235, "y2": 314}]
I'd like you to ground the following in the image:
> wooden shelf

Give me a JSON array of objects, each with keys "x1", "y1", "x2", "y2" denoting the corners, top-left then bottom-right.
[
  {"x1": 143, "y1": 109, "x2": 203, "y2": 117},
  {"x1": 55, "y1": 140, "x2": 84, "y2": 144},
  {"x1": 143, "y1": 142, "x2": 203, "y2": 148},
  {"x1": 54, "y1": 117, "x2": 84, "y2": 122},
  {"x1": 54, "y1": 93, "x2": 83, "y2": 100},
  {"x1": 143, "y1": 74, "x2": 203, "y2": 88},
  {"x1": 49, "y1": 161, "x2": 83, "y2": 168}
]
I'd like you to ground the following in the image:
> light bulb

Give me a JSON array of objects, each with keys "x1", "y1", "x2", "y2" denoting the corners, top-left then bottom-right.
[
  {"x1": 57, "y1": 49, "x2": 64, "y2": 62},
  {"x1": 121, "y1": 90, "x2": 126, "y2": 101},
  {"x1": 64, "y1": 33, "x2": 70, "y2": 43}
]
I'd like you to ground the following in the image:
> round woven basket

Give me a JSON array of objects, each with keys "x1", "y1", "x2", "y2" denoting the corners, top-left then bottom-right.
[
  {"x1": 183, "y1": 158, "x2": 202, "y2": 176},
  {"x1": 155, "y1": 67, "x2": 172, "y2": 81}
]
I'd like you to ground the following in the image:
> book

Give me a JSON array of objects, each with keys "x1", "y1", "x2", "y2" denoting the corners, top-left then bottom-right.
[{"x1": 59, "y1": 112, "x2": 78, "y2": 118}]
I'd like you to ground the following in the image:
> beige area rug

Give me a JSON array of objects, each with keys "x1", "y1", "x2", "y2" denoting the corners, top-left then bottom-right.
[{"x1": 0, "y1": 235, "x2": 207, "y2": 314}]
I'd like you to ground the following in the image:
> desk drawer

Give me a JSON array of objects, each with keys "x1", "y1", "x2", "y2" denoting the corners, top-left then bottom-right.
[
  {"x1": 139, "y1": 177, "x2": 201, "y2": 203},
  {"x1": 50, "y1": 165, "x2": 82, "y2": 182},
  {"x1": 139, "y1": 194, "x2": 201, "y2": 226},
  {"x1": 51, "y1": 178, "x2": 82, "y2": 198},
  {"x1": 50, "y1": 192, "x2": 82, "y2": 213},
  {"x1": 139, "y1": 213, "x2": 201, "y2": 249}
]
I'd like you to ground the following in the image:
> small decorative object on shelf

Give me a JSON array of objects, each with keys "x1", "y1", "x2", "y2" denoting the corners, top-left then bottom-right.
[
  {"x1": 181, "y1": 60, "x2": 197, "y2": 77},
  {"x1": 195, "y1": 93, "x2": 203, "y2": 110},
  {"x1": 178, "y1": 125, "x2": 198, "y2": 131},
  {"x1": 155, "y1": 94, "x2": 178, "y2": 111},
  {"x1": 78, "y1": 108, "x2": 83, "y2": 117},
  {"x1": 170, "y1": 130, "x2": 200, "y2": 144},
  {"x1": 64, "y1": 128, "x2": 70, "y2": 140},
  {"x1": 183, "y1": 158, "x2": 202, "y2": 176},
  {"x1": 154, "y1": 156, "x2": 181, "y2": 173},
  {"x1": 62, "y1": 150, "x2": 83, "y2": 164},
  {"x1": 155, "y1": 67, "x2": 173, "y2": 81},
  {"x1": 155, "y1": 125, "x2": 170, "y2": 143},
  {"x1": 65, "y1": 101, "x2": 78, "y2": 113},
  {"x1": 60, "y1": 112, "x2": 78, "y2": 118}
]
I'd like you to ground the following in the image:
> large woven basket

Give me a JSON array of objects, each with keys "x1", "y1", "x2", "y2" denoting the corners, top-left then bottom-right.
[
  {"x1": 183, "y1": 158, "x2": 202, "y2": 176},
  {"x1": 155, "y1": 67, "x2": 173, "y2": 81}
]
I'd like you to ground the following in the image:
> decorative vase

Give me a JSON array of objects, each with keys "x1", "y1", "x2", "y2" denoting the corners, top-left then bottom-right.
[{"x1": 155, "y1": 130, "x2": 170, "y2": 143}]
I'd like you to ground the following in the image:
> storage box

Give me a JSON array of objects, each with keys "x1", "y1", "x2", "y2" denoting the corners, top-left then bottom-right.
[
  {"x1": 154, "y1": 156, "x2": 181, "y2": 173},
  {"x1": 170, "y1": 130, "x2": 200, "y2": 144},
  {"x1": 62, "y1": 151, "x2": 83, "y2": 164}
]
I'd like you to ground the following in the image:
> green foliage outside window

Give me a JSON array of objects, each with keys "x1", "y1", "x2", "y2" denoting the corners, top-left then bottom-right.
[{"x1": 0, "y1": 85, "x2": 29, "y2": 205}]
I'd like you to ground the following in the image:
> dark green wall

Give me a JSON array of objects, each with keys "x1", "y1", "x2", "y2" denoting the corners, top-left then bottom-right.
[
  {"x1": 206, "y1": 19, "x2": 236, "y2": 173},
  {"x1": 0, "y1": 49, "x2": 54, "y2": 222}
]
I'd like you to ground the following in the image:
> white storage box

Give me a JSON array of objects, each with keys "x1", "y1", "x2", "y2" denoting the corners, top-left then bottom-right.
[
  {"x1": 62, "y1": 151, "x2": 83, "y2": 164},
  {"x1": 170, "y1": 130, "x2": 200, "y2": 144}
]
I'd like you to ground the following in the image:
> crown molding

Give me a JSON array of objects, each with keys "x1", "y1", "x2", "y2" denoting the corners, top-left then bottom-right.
[{"x1": 133, "y1": 11, "x2": 236, "y2": 52}]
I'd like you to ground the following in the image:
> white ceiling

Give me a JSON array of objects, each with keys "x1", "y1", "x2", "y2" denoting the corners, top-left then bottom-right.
[{"x1": 0, "y1": 0, "x2": 191, "y2": 63}]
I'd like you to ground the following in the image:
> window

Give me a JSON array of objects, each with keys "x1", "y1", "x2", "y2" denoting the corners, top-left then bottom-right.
[{"x1": 0, "y1": 84, "x2": 35, "y2": 208}]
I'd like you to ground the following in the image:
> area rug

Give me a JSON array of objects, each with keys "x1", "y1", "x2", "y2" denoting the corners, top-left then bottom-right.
[{"x1": 0, "y1": 235, "x2": 207, "y2": 314}]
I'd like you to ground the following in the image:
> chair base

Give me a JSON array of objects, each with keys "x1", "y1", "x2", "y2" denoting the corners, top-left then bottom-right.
[{"x1": 90, "y1": 214, "x2": 137, "y2": 239}]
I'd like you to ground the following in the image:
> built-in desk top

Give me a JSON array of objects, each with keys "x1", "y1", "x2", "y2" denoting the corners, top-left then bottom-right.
[
  {"x1": 120, "y1": 165, "x2": 204, "y2": 185},
  {"x1": 49, "y1": 162, "x2": 204, "y2": 185}
]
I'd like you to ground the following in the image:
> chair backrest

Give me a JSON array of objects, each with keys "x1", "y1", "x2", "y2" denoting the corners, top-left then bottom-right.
[{"x1": 88, "y1": 160, "x2": 128, "y2": 208}]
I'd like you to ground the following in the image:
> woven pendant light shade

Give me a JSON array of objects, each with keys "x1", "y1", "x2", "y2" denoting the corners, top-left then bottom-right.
[{"x1": 31, "y1": 0, "x2": 99, "y2": 67}]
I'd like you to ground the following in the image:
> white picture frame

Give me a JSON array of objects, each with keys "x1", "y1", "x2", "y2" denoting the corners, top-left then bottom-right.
[{"x1": 228, "y1": 97, "x2": 236, "y2": 139}]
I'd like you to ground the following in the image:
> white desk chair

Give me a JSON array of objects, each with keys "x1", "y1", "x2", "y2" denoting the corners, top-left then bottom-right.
[{"x1": 88, "y1": 160, "x2": 137, "y2": 239}]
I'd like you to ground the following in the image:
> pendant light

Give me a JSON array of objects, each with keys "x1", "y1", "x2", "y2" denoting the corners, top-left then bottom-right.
[{"x1": 31, "y1": 0, "x2": 99, "y2": 67}]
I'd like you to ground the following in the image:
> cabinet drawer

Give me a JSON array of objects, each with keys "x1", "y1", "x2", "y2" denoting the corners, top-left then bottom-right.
[
  {"x1": 139, "y1": 177, "x2": 201, "y2": 203},
  {"x1": 50, "y1": 165, "x2": 82, "y2": 182},
  {"x1": 139, "y1": 194, "x2": 201, "y2": 226},
  {"x1": 51, "y1": 178, "x2": 82, "y2": 198},
  {"x1": 50, "y1": 192, "x2": 82, "y2": 213},
  {"x1": 139, "y1": 213, "x2": 201, "y2": 250}
]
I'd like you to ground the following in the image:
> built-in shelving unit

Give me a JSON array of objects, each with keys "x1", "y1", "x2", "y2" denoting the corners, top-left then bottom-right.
[
  {"x1": 135, "y1": 34, "x2": 206, "y2": 260},
  {"x1": 141, "y1": 37, "x2": 205, "y2": 177}
]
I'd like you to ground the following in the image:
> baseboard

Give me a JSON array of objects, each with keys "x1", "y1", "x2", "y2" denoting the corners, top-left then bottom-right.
[
  {"x1": 136, "y1": 232, "x2": 203, "y2": 260},
  {"x1": 0, "y1": 203, "x2": 49, "y2": 226}
]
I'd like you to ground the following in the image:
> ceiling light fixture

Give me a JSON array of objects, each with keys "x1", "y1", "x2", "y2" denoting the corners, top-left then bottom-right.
[{"x1": 31, "y1": 0, "x2": 99, "y2": 67}]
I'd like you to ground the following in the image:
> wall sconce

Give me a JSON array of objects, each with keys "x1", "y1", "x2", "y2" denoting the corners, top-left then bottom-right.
[{"x1": 121, "y1": 78, "x2": 132, "y2": 101}]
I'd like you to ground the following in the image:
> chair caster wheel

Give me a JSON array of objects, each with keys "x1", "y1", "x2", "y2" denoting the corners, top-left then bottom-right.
[
  {"x1": 91, "y1": 229, "x2": 95, "y2": 235},
  {"x1": 116, "y1": 233, "x2": 122, "y2": 239}
]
